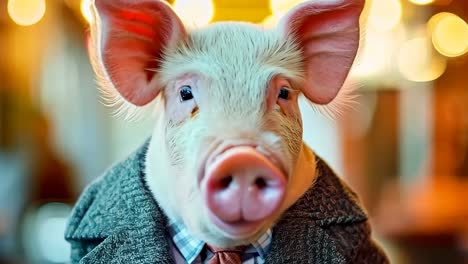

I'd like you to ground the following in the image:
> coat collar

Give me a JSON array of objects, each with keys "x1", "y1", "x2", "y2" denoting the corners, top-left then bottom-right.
[
  {"x1": 65, "y1": 139, "x2": 367, "y2": 263},
  {"x1": 264, "y1": 157, "x2": 368, "y2": 263}
]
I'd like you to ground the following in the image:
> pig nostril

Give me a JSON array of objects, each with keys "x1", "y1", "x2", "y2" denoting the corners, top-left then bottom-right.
[
  {"x1": 219, "y1": 176, "x2": 233, "y2": 189},
  {"x1": 254, "y1": 177, "x2": 268, "y2": 189}
]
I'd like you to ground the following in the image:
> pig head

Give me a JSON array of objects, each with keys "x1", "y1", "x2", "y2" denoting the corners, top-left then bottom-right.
[{"x1": 89, "y1": 0, "x2": 363, "y2": 248}]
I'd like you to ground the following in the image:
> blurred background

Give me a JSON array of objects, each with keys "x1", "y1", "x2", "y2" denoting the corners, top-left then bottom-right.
[{"x1": 0, "y1": 0, "x2": 467, "y2": 263}]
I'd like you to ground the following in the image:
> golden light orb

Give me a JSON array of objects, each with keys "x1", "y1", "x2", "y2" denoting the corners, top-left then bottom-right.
[
  {"x1": 269, "y1": 0, "x2": 308, "y2": 16},
  {"x1": 409, "y1": 0, "x2": 434, "y2": 5},
  {"x1": 429, "y1": 13, "x2": 468, "y2": 58},
  {"x1": 398, "y1": 37, "x2": 446, "y2": 82},
  {"x1": 262, "y1": 14, "x2": 281, "y2": 28},
  {"x1": 173, "y1": 0, "x2": 214, "y2": 28},
  {"x1": 7, "y1": 0, "x2": 46, "y2": 26},
  {"x1": 352, "y1": 31, "x2": 392, "y2": 77},
  {"x1": 367, "y1": 0, "x2": 402, "y2": 32}
]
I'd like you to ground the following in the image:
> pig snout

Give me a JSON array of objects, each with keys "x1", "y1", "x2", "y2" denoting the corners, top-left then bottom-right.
[{"x1": 200, "y1": 144, "x2": 286, "y2": 236}]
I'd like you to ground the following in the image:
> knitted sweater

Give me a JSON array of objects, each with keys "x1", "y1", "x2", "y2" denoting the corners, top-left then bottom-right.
[{"x1": 65, "y1": 140, "x2": 389, "y2": 263}]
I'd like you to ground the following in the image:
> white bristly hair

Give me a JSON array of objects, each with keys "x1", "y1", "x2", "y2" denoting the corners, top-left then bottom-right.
[{"x1": 89, "y1": 13, "x2": 357, "y2": 122}]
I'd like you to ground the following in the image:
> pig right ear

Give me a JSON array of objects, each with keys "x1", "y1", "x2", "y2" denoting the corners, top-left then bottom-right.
[{"x1": 89, "y1": 0, "x2": 187, "y2": 107}]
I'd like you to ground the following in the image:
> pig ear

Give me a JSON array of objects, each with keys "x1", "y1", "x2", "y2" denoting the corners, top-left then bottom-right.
[
  {"x1": 278, "y1": 0, "x2": 364, "y2": 104},
  {"x1": 90, "y1": 0, "x2": 186, "y2": 106}
]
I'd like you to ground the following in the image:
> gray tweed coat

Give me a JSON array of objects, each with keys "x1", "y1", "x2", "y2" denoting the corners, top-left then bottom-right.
[{"x1": 65, "y1": 140, "x2": 389, "y2": 263}]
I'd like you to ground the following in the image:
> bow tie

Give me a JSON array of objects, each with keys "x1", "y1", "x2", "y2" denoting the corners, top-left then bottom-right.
[{"x1": 206, "y1": 245, "x2": 247, "y2": 264}]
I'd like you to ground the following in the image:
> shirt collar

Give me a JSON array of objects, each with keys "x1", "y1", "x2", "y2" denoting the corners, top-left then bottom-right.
[{"x1": 167, "y1": 220, "x2": 272, "y2": 264}]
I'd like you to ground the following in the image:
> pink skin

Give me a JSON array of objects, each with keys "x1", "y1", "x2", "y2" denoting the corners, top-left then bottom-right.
[{"x1": 201, "y1": 145, "x2": 286, "y2": 237}]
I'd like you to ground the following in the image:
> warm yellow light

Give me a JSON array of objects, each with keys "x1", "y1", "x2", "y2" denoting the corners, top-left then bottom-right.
[
  {"x1": 262, "y1": 14, "x2": 281, "y2": 28},
  {"x1": 430, "y1": 13, "x2": 468, "y2": 58},
  {"x1": 367, "y1": 0, "x2": 402, "y2": 32},
  {"x1": 270, "y1": 0, "x2": 308, "y2": 16},
  {"x1": 398, "y1": 37, "x2": 446, "y2": 82},
  {"x1": 7, "y1": 0, "x2": 46, "y2": 26},
  {"x1": 427, "y1": 12, "x2": 448, "y2": 32},
  {"x1": 351, "y1": 31, "x2": 392, "y2": 78},
  {"x1": 173, "y1": 0, "x2": 214, "y2": 28},
  {"x1": 351, "y1": 24, "x2": 406, "y2": 79},
  {"x1": 409, "y1": 0, "x2": 434, "y2": 5},
  {"x1": 81, "y1": 0, "x2": 93, "y2": 24}
]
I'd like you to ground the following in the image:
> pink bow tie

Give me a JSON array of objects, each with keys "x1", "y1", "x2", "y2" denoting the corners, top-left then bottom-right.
[{"x1": 206, "y1": 245, "x2": 247, "y2": 264}]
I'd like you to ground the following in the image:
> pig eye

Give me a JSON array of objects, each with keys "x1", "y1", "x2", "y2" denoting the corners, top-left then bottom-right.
[
  {"x1": 278, "y1": 87, "x2": 290, "y2": 100},
  {"x1": 179, "y1": 85, "x2": 194, "y2": 101}
]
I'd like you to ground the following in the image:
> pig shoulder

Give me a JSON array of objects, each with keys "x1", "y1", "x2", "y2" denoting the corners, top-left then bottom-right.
[{"x1": 64, "y1": 140, "x2": 174, "y2": 263}]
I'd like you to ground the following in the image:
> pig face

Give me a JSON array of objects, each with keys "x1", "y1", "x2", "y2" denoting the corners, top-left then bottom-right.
[
  {"x1": 89, "y1": 0, "x2": 363, "y2": 247},
  {"x1": 146, "y1": 24, "x2": 305, "y2": 247}
]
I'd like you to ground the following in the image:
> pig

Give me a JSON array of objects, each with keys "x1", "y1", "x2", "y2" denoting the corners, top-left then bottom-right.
[{"x1": 65, "y1": 0, "x2": 389, "y2": 263}]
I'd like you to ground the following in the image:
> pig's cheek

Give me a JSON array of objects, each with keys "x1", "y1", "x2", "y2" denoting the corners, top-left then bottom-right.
[
  {"x1": 272, "y1": 100, "x2": 303, "y2": 172},
  {"x1": 166, "y1": 98, "x2": 197, "y2": 124},
  {"x1": 176, "y1": 184, "x2": 213, "y2": 237},
  {"x1": 172, "y1": 147, "x2": 205, "y2": 218},
  {"x1": 175, "y1": 152, "x2": 218, "y2": 237},
  {"x1": 174, "y1": 177, "x2": 198, "y2": 218}
]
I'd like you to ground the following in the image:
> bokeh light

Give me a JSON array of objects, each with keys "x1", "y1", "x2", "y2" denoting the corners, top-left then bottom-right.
[
  {"x1": 427, "y1": 12, "x2": 449, "y2": 32},
  {"x1": 398, "y1": 37, "x2": 447, "y2": 82},
  {"x1": 409, "y1": 0, "x2": 434, "y2": 5},
  {"x1": 367, "y1": 0, "x2": 402, "y2": 32},
  {"x1": 37, "y1": 217, "x2": 70, "y2": 262},
  {"x1": 429, "y1": 13, "x2": 468, "y2": 58},
  {"x1": 262, "y1": 14, "x2": 281, "y2": 28},
  {"x1": 270, "y1": 0, "x2": 308, "y2": 16},
  {"x1": 7, "y1": 0, "x2": 46, "y2": 26},
  {"x1": 81, "y1": 0, "x2": 93, "y2": 24},
  {"x1": 173, "y1": 0, "x2": 214, "y2": 28},
  {"x1": 351, "y1": 23, "x2": 407, "y2": 80},
  {"x1": 352, "y1": 31, "x2": 394, "y2": 78}
]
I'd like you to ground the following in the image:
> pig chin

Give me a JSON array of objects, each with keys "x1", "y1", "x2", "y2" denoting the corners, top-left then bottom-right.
[{"x1": 196, "y1": 143, "x2": 288, "y2": 244}]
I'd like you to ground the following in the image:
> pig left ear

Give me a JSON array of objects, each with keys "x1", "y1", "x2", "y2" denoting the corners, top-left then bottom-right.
[{"x1": 278, "y1": 0, "x2": 364, "y2": 104}]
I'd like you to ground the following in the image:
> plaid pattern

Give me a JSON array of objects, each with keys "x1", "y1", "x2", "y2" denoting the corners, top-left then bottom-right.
[{"x1": 167, "y1": 220, "x2": 272, "y2": 264}]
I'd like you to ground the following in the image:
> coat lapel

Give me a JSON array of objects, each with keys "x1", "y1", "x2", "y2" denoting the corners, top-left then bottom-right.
[
  {"x1": 265, "y1": 218, "x2": 346, "y2": 264},
  {"x1": 265, "y1": 156, "x2": 367, "y2": 264}
]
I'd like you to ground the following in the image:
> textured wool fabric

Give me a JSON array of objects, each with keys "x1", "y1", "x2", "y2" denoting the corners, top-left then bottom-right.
[
  {"x1": 65, "y1": 139, "x2": 389, "y2": 263},
  {"x1": 206, "y1": 245, "x2": 246, "y2": 264}
]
